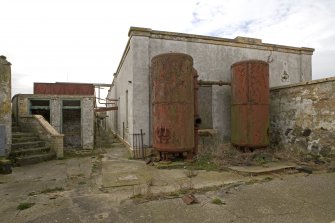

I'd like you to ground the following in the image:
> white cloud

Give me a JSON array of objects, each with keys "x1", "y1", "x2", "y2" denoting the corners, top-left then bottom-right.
[{"x1": 1, "y1": 0, "x2": 334, "y2": 96}]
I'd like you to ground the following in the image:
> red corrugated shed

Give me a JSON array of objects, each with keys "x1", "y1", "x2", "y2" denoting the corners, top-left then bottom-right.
[{"x1": 34, "y1": 83, "x2": 95, "y2": 95}]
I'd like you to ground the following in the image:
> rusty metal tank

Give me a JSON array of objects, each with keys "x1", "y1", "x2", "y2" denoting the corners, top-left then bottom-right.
[
  {"x1": 231, "y1": 60, "x2": 269, "y2": 148},
  {"x1": 151, "y1": 53, "x2": 195, "y2": 154}
]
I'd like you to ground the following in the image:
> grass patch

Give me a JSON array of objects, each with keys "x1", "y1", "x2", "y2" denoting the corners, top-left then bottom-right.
[
  {"x1": 211, "y1": 198, "x2": 225, "y2": 205},
  {"x1": 40, "y1": 187, "x2": 64, "y2": 194},
  {"x1": 191, "y1": 155, "x2": 219, "y2": 171},
  {"x1": 17, "y1": 202, "x2": 35, "y2": 210},
  {"x1": 253, "y1": 154, "x2": 268, "y2": 165},
  {"x1": 263, "y1": 176, "x2": 273, "y2": 182}
]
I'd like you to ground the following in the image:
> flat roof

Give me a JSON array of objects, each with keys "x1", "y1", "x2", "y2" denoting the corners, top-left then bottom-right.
[{"x1": 128, "y1": 27, "x2": 314, "y2": 55}]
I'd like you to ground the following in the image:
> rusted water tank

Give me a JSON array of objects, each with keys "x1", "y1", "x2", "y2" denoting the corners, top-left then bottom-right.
[
  {"x1": 151, "y1": 53, "x2": 195, "y2": 154},
  {"x1": 231, "y1": 60, "x2": 269, "y2": 148}
]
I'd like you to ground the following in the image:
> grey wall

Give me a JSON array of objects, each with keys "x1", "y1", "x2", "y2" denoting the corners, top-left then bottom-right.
[
  {"x1": 198, "y1": 86, "x2": 213, "y2": 129},
  {"x1": 107, "y1": 32, "x2": 313, "y2": 148},
  {"x1": 0, "y1": 56, "x2": 11, "y2": 156},
  {"x1": 107, "y1": 42, "x2": 134, "y2": 145},
  {"x1": 270, "y1": 78, "x2": 335, "y2": 157},
  {"x1": 82, "y1": 97, "x2": 94, "y2": 149}
]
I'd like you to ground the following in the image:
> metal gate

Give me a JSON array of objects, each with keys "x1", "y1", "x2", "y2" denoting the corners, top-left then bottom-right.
[{"x1": 132, "y1": 129, "x2": 146, "y2": 159}]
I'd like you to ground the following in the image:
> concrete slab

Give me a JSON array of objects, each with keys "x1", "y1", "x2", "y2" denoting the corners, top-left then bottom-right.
[
  {"x1": 228, "y1": 162, "x2": 297, "y2": 173},
  {"x1": 0, "y1": 143, "x2": 334, "y2": 223}
]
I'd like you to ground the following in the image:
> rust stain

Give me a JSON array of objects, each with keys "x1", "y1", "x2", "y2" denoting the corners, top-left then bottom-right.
[{"x1": 151, "y1": 53, "x2": 195, "y2": 153}]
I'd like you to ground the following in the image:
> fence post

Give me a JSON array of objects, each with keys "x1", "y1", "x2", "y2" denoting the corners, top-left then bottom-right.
[
  {"x1": 122, "y1": 122, "x2": 125, "y2": 139},
  {"x1": 140, "y1": 129, "x2": 144, "y2": 159}
]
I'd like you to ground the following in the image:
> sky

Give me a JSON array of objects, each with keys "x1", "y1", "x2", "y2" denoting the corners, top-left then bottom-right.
[{"x1": 1, "y1": 0, "x2": 335, "y2": 98}]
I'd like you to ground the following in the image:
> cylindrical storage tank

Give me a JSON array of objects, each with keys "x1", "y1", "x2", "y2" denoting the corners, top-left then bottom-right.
[
  {"x1": 151, "y1": 53, "x2": 195, "y2": 154},
  {"x1": 231, "y1": 60, "x2": 269, "y2": 148}
]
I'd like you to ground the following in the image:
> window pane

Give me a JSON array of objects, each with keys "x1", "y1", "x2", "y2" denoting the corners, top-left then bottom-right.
[
  {"x1": 63, "y1": 100, "x2": 80, "y2": 107},
  {"x1": 30, "y1": 100, "x2": 50, "y2": 107}
]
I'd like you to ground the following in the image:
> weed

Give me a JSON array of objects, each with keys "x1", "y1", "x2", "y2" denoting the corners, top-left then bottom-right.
[
  {"x1": 253, "y1": 154, "x2": 267, "y2": 165},
  {"x1": 263, "y1": 176, "x2": 273, "y2": 182},
  {"x1": 211, "y1": 198, "x2": 225, "y2": 205},
  {"x1": 28, "y1": 191, "x2": 38, "y2": 196},
  {"x1": 191, "y1": 155, "x2": 219, "y2": 171},
  {"x1": 78, "y1": 181, "x2": 86, "y2": 185},
  {"x1": 185, "y1": 169, "x2": 198, "y2": 178},
  {"x1": 17, "y1": 202, "x2": 35, "y2": 210},
  {"x1": 40, "y1": 187, "x2": 64, "y2": 194}
]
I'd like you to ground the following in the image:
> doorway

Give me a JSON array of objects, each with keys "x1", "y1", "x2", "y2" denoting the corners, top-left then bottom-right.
[{"x1": 62, "y1": 100, "x2": 81, "y2": 148}]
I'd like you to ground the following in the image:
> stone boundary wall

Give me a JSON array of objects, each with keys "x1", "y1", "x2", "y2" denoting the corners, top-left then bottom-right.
[
  {"x1": 270, "y1": 77, "x2": 335, "y2": 157},
  {"x1": 20, "y1": 115, "x2": 64, "y2": 158}
]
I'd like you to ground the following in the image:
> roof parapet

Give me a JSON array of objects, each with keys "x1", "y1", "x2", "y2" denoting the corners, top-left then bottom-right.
[
  {"x1": 127, "y1": 27, "x2": 315, "y2": 55},
  {"x1": 234, "y1": 36, "x2": 262, "y2": 44}
]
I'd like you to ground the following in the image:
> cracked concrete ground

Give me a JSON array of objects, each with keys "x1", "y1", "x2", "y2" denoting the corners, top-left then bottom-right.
[{"x1": 0, "y1": 143, "x2": 334, "y2": 223}]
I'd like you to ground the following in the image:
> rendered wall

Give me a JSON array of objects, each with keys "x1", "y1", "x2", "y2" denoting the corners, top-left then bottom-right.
[
  {"x1": 107, "y1": 41, "x2": 135, "y2": 145},
  {"x1": 270, "y1": 77, "x2": 335, "y2": 157},
  {"x1": 82, "y1": 97, "x2": 94, "y2": 149},
  {"x1": 0, "y1": 56, "x2": 11, "y2": 156}
]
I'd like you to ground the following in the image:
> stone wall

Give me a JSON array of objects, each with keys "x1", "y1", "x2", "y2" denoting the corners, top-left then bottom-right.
[
  {"x1": 270, "y1": 77, "x2": 335, "y2": 157},
  {"x1": 0, "y1": 56, "x2": 11, "y2": 156}
]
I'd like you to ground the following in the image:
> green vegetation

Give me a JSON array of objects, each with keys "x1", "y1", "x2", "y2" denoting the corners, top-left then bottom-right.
[
  {"x1": 263, "y1": 176, "x2": 273, "y2": 182},
  {"x1": 17, "y1": 202, "x2": 35, "y2": 210},
  {"x1": 253, "y1": 154, "x2": 268, "y2": 165},
  {"x1": 211, "y1": 198, "x2": 225, "y2": 205},
  {"x1": 40, "y1": 187, "x2": 64, "y2": 194},
  {"x1": 191, "y1": 155, "x2": 219, "y2": 171}
]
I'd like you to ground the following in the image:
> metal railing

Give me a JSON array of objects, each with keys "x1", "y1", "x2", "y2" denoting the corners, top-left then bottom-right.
[{"x1": 132, "y1": 129, "x2": 145, "y2": 159}]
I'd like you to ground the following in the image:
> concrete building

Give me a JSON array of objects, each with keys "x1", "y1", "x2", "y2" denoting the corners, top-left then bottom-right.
[
  {"x1": 106, "y1": 27, "x2": 314, "y2": 151},
  {"x1": 12, "y1": 83, "x2": 95, "y2": 149},
  {"x1": 0, "y1": 56, "x2": 12, "y2": 157}
]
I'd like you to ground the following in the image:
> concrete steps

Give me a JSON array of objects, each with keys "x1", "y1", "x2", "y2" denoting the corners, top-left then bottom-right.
[
  {"x1": 10, "y1": 128, "x2": 56, "y2": 166},
  {"x1": 15, "y1": 153, "x2": 56, "y2": 166}
]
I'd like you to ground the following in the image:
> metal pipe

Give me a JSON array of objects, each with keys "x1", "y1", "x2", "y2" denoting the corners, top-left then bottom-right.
[{"x1": 198, "y1": 80, "x2": 231, "y2": 86}]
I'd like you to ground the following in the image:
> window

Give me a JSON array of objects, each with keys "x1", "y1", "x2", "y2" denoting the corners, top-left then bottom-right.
[{"x1": 29, "y1": 99, "x2": 50, "y2": 122}]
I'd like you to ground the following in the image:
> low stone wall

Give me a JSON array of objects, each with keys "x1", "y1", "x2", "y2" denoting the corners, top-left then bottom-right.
[
  {"x1": 20, "y1": 115, "x2": 64, "y2": 158},
  {"x1": 270, "y1": 77, "x2": 335, "y2": 157}
]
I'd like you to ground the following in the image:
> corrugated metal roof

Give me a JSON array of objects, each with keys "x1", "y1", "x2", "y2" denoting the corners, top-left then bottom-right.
[{"x1": 34, "y1": 82, "x2": 95, "y2": 95}]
